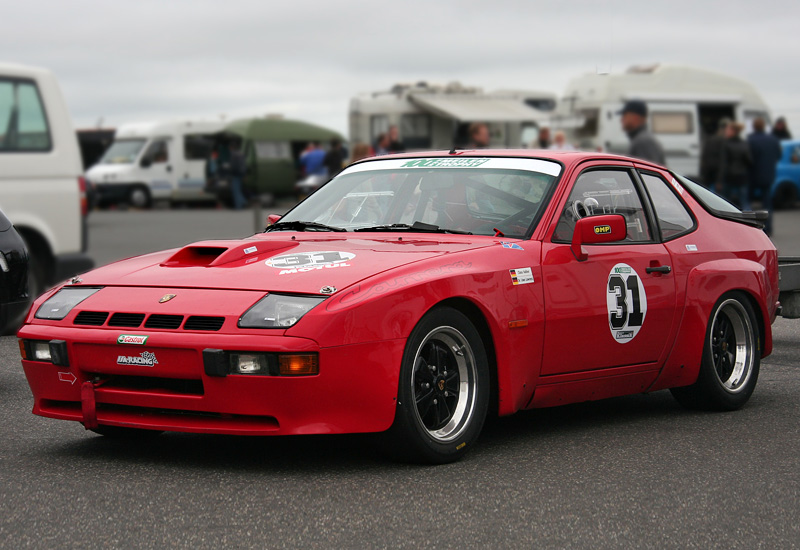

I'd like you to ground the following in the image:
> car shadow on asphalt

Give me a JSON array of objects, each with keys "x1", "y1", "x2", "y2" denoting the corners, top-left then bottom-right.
[{"x1": 38, "y1": 388, "x2": 735, "y2": 472}]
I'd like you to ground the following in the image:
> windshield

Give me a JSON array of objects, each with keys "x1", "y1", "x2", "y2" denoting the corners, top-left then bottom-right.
[
  {"x1": 280, "y1": 157, "x2": 561, "y2": 238},
  {"x1": 99, "y1": 139, "x2": 147, "y2": 165}
]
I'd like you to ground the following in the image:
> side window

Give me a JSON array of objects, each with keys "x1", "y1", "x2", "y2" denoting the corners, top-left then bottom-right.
[
  {"x1": 144, "y1": 140, "x2": 169, "y2": 164},
  {"x1": 0, "y1": 79, "x2": 52, "y2": 152},
  {"x1": 640, "y1": 172, "x2": 695, "y2": 240},
  {"x1": 253, "y1": 141, "x2": 291, "y2": 160},
  {"x1": 553, "y1": 169, "x2": 652, "y2": 243},
  {"x1": 370, "y1": 115, "x2": 389, "y2": 142},
  {"x1": 184, "y1": 135, "x2": 212, "y2": 160},
  {"x1": 651, "y1": 112, "x2": 693, "y2": 135}
]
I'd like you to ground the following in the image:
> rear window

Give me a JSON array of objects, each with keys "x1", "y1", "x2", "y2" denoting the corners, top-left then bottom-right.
[
  {"x1": 0, "y1": 78, "x2": 52, "y2": 152},
  {"x1": 675, "y1": 174, "x2": 741, "y2": 214}
]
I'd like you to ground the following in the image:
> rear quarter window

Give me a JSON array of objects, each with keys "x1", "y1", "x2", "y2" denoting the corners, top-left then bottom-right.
[{"x1": 639, "y1": 172, "x2": 695, "y2": 239}]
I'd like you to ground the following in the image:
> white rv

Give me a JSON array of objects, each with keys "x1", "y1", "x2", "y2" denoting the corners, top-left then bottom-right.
[
  {"x1": 349, "y1": 82, "x2": 556, "y2": 150},
  {"x1": 85, "y1": 119, "x2": 226, "y2": 207},
  {"x1": 557, "y1": 64, "x2": 771, "y2": 177}
]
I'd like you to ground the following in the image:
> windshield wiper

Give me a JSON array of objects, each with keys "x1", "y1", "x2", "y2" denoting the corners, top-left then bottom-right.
[
  {"x1": 354, "y1": 221, "x2": 472, "y2": 235},
  {"x1": 264, "y1": 221, "x2": 346, "y2": 232}
]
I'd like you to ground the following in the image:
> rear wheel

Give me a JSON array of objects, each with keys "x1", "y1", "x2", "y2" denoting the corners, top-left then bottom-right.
[
  {"x1": 671, "y1": 292, "x2": 760, "y2": 411},
  {"x1": 381, "y1": 307, "x2": 489, "y2": 463}
]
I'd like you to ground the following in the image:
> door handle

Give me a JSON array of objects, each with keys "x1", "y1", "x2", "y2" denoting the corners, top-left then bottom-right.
[{"x1": 646, "y1": 265, "x2": 671, "y2": 274}]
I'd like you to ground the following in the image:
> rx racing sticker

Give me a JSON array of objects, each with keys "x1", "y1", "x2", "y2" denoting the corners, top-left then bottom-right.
[
  {"x1": 265, "y1": 251, "x2": 355, "y2": 275},
  {"x1": 607, "y1": 263, "x2": 647, "y2": 343},
  {"x1": 509, "y1": 267, "x2": 534, "y2": 285},
  {"x1": 117, "y1": 351, "x2": 158, "y2": 367}
]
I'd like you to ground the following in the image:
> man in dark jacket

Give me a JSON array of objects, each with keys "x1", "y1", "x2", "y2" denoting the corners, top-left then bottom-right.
[
  {"x1": 718, "y1": 122, "x2": 752, "y2": 210},
  {"x1": 748, "y1": 117, "x2": 782, "y2": 234},
  {"x1": 620, "y1": 100, "x2": 665, "y2": 165},
  {"x1": 699, "y1": 118, "x2": 730, "y2": 187}
]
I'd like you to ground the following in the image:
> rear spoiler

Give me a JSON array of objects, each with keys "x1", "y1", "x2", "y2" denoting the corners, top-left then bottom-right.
[{"x1": 715, "y1": 210, "x2": 767, "y2": 229}]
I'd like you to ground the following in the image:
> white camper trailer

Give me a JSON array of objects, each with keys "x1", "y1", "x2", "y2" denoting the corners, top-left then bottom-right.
[
  {"x1": 85, "y1": 119, "x2": 226, "y2": 207},
  {"x1": 349, "y1": 82, "x2": 556, "y2": 150},
  {"x1": 558, "y1": 65, "x2": 771, "y2": 177}
]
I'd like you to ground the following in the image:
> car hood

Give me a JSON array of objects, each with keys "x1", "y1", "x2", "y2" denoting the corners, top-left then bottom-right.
[{"x1": 76, "y1": 233, "x2": 496, "y2": 294}]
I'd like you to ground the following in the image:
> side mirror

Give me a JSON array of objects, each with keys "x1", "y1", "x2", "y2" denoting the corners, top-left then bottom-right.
[
  {"x1": 267, "y1": 214, "x2": 281, "y2": 226},
  {"x1": 140, "y1": 157, "x2": 152, "y2": 168},
  {"x1": 571, "y1": 214, "x2": 626, "y2": 261}
]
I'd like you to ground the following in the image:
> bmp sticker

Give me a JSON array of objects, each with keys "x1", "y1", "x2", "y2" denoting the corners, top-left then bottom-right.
[
  {"x1": 606, "y1": 263, "x2": 647, "y2": 343},
  {"x1": 510, "y1": 267, "x2": 534, "y2": 285},
  {"x1": 266, "y1": 251, "x2": 355, "y2": 275}
]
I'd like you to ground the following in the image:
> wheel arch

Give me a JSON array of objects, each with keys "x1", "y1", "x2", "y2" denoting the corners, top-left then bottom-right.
[
  {"x1": 15, "y1": 225, "x2": 55, "y2": 278},
  {"x1": 434, "y1": 297, "x2": 500, "y2": 417}
]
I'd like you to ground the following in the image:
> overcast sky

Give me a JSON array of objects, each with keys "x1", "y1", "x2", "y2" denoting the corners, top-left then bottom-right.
[{"x1": 3, "y1": 0, "x2": 799, "y2": 134}]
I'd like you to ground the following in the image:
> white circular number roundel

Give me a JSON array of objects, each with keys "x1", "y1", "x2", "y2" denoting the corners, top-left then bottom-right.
[{"x1": 606, "y1": 263, "x2": 647, "y2": 343}]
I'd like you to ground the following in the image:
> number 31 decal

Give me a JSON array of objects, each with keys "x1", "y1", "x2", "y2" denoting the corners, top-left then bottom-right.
[{"x1": 606, "y1": 263, "x2": 648, "y2": 343}]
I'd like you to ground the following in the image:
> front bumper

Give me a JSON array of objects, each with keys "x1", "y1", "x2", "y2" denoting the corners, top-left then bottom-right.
[{"x1": 19, "y1": 325, "x2": 403, "y2": 436}]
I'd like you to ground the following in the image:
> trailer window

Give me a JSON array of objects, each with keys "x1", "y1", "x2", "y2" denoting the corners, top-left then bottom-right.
[
  {"x1": 370, "y1": 115, "x2": 389, "y2": 142},
  {"x1": 574, "y1": 108, "x2": 599, "y2": 139},
  {"x1": 651, "y1": 112, "x2": 693, "y2": 134},
  {"x1": 254, "y1": 141, "x2": 291, "y2": 160},
  {"x1": 0, "y1": 78, "x2": 52, "y2": 152}
]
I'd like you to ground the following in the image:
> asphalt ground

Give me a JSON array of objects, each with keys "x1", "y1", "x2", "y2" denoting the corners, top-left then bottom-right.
[{"x1": 1, "y1": 205, "x2": 799, "y2": 548}]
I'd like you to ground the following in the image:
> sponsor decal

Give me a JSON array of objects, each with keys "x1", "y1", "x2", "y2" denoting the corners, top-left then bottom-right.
[
  {"x1": 509, "y1": 267, "x2": 534, "y2": 285},
  {"x1": 685, "y1": 244, "x2": 698, "y2": 251},
  {"x1": 117, "y1": 334, "x2": 148, "y2": 345},
  {"x1": 500, "y1": 241, "x2": 524, "y2": 250},
  {"x1": 607, "y1": 263, "x2": 647, "y2": 344},
  {"x1": 266, "y1": 251, "x2": 355, "y2": 274},
  {"x1": 243, "y1": 246, "x2": 257, "y2": 254},
  {"x1": 594, "y1": 224, "x2": 612, "y2": 235},
  {"x1": 117, "y1": 351, "x2": 158, "y2": 367},
  {"x1": 159, "y1": 294, "x2": 177, "y2": 303},
  {"x1": 401, "y1": 158, "x2": 490, "y2": 168}
]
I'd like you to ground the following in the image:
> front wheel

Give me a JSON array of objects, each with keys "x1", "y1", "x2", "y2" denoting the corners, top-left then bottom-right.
[
  {"x1": 671, "y1": 292, "x2": 760, "y2": 411},
  {"x1": 381, "y1": 307, "x2": 490, "y2": 463}
]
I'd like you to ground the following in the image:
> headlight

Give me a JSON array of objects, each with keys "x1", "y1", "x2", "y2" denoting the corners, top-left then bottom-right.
[
  {"x1": 238, "y1": 294, "x2": 325, "y2": 328},
  {"x1": 35, "y1": 287, "x2": 102, "y2": 320}
]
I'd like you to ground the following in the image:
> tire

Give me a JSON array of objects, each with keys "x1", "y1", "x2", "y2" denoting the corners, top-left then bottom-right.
[
  {"x1": 90, "y1": 426, "x2": 164, "y2": 438},
  {"x1": 129, "y1": 185, "x2": 152, "y2": 209},
  {"x1": 773, "y1": 182, "x2": 797, "y2": 210},
  {"x1": 380, "y1": 307, "x2": 490, "y2": 464},
  {"x1": 671, "y1": 291, "x2": 760, "y2": 411}
]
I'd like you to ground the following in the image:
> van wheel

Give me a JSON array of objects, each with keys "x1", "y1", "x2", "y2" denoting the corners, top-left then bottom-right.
[
  {"x1": 129, "y1": 185, "x2": 152, "y2": 209},
  {"x1": 671, "y1": 292, "x2": 760, "y2": 411}
]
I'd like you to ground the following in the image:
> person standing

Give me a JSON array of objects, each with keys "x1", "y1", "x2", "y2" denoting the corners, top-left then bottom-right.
[
  {"x1": 387, "y1": 125, "x2": 405, "y2": 153},
  {"x1": 299, "y1": 142, "x2": 327, "y2": 176},
  {"x1": 228, "y1": 141, "x2": 248, "y2": 210},
  {"x1": 718, "y1": 122, "x2": 752, "y2": 209},
  {"x1": 323, "y1": 139, "x2": 346, "y2": 178},
  {"x1": 468, "y1": 122, "x2": 490, "y2": 148},
  {"x1": 699, "y1": 118, "x2": 730, "y2": 187},
  {"x1": 537, "y1": 127, "x2": 551, "y2": 149},
  {"x1": 548, "y1": 131, "x2": 575, "y2": 151},
  {"x1": 619, "y1": 100, "x2": 666, "y2": 165},
  {"x1": 374, "y1": 133, "x2": 390, "y2": 156},
  {"x1": 748, "y1": 117, "x2": 782, "y2": 234},
  {"x1": 772, "y1": 117, "x2": 792, "y2": 140}
]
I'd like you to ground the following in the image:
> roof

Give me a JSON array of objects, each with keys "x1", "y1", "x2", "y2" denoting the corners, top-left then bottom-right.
[
  {"x1": 408, "y1": 94, "x2": 548, "y2": 122},
  {"x1": 224, "y1": 118, "x2": 344, "y2": 141}
]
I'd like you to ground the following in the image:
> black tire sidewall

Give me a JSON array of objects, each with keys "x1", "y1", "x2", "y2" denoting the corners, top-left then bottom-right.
[
  {"x1": 697, "y1": 291, "x2": 761, "y2": 410},
  {"x1": 389, "y1": 306, "x2": 490, "y2": 463}
]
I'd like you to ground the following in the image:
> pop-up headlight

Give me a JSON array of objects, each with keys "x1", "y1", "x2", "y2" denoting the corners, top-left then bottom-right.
[
  {"x1": 35, "y1": 287, "x2": 102, "y2": 320},
  {"x1": 238, "y1": 294, "x2": 325, "y2": 329}
]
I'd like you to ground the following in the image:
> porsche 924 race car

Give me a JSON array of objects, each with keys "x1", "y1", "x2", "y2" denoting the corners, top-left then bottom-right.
[{"x1": 18, "y1": 151, "x2": 779, "y2": 463}]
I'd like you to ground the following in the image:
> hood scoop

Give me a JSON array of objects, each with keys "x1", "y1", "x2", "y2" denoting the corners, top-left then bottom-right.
[{"x1": 161, "y1": 240, "x2": 298, "y2": 268}]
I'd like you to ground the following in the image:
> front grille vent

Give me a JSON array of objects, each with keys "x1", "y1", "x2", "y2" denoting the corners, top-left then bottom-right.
[
  {"x1": 184, "y1": 316, "x2": 225, "y2": 331},
  {"x1": 144, "y1": 314, "x2": 184, "y2": 329},
  {"x1": 74, "y1": 311, "x2": 109, "y2": 326},
  {"x1": 108, "y1": 313, "x2": 146, "y2": 327}
]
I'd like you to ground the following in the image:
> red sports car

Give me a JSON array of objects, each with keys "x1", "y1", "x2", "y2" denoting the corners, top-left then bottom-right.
[{"x1": 18, "y1": 151, "x2": 779, "y2": 463}]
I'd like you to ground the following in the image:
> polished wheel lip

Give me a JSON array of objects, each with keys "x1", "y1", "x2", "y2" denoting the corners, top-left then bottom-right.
[
  {"x1": 411, "y1": 326, "x2": 477, "y2": 442},
  {"x1": 710, "y1": 299, "x2": 754, "y2": 394}
]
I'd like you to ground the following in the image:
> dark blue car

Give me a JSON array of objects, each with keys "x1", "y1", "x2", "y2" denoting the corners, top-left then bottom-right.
[{"x1": 772, "y1": 140, "x2": 800, "y2": 209}]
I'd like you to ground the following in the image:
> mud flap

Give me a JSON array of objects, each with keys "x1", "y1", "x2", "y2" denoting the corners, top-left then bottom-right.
[{"x1": 81, "y1": 380, "x2": 98, "y2": 430}]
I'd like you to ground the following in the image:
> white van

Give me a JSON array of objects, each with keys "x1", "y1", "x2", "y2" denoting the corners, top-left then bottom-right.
[
  {"x1": 0, "y1": 62, "x2": 93, "y2": 301},
  {"x1": 86, "y1": 119, "x2": 225, "y2": 207},
  {"x1": 557, "y1": 65, "x2": 771, "y2": 178}
]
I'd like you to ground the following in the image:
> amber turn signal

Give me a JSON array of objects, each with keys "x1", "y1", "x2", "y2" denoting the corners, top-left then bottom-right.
[
  {"x1": 279, "y1": 354, "x2": 319, "y2": 376},
  {"x1": 18, "y1": 339, "x2": 27, "y2": 360}
]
